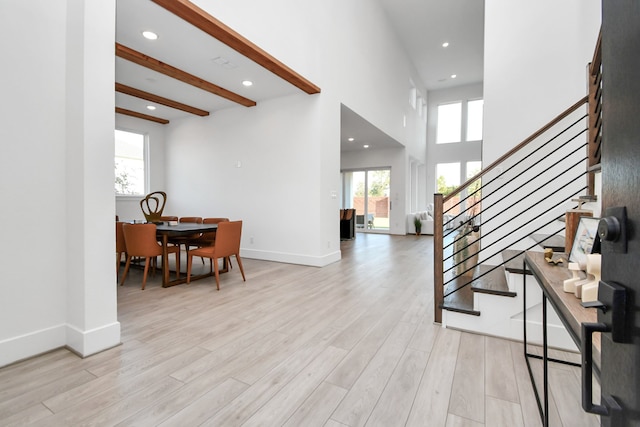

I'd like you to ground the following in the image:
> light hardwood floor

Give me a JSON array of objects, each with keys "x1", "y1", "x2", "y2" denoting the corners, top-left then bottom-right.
[{"x1": 0, "y1": 233, "x2": 598, "y2": 426}]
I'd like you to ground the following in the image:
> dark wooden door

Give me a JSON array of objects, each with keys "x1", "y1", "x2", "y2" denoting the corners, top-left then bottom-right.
[{"x1": 598, "y1": 1, "x2": 640, "y2": 425}]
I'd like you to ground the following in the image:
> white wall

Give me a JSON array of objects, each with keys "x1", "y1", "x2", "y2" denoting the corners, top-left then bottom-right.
[
  {"x1": 160, "y1": 0, "x2": 426, "y2": 266},
  {"x1": 426, "y1": 83, "x2": 483, "y2": 206},
  {"x1": 484, "y1": 0, "x2": 601, "y2": 165},
  {"x1": 0, "y1": 0, "x2": 120, "y2": 367},
  {"x1": 115, "y1": 115, "x2": 167, "y2": 221}
]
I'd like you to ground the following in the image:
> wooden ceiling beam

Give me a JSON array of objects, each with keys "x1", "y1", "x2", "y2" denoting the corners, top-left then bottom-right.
[
  {"x1": 116, "y1": 43, "x2": 256, "y2": 107},
  {"x1": 115, "y1": 83, "x2": 210, "y2": 117},
  {"x1": 116, "y1": 107, "x2": 170, "y2": 124},
  {"x1": 151, "y1": 0, "x2": 321, "y2": 95}
]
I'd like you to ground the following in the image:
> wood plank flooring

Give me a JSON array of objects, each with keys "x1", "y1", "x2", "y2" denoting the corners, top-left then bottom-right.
[{"x1": 0, "y1": 233, "x2": 598, "y2": 426}]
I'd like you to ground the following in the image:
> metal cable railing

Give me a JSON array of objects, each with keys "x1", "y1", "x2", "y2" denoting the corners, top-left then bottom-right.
[{"x1": 433, "y1": 97, "x2": 594, "y2": 323}]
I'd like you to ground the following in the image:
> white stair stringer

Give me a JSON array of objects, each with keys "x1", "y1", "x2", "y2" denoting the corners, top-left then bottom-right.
[{"x1": 442, "y1": 268, "x2": 578, "y2": 353}]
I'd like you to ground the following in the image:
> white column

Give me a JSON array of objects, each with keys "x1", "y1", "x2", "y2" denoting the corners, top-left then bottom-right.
[{"x1": 65, "y1": 0, "x2": 120, "y2": 356}]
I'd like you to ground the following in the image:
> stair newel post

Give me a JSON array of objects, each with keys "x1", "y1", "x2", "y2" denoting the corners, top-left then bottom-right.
[{"x1": 434, "y1": 193, "x2": 444, "y2": 324}]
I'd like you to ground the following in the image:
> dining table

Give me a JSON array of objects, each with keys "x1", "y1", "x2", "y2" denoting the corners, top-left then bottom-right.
[{"x1": 155, "y1": 222, "x2": 219, "y2": 287}]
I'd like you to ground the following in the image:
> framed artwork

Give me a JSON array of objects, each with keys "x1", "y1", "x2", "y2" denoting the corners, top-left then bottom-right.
[{"x1": 569, "y1": 217, "x2": 601, "y2": 266}]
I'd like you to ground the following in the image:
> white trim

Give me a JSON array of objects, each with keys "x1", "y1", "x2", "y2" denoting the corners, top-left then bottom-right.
[
  {"x1": 242, "y1": 249, "x2": 341, "y2": 267},
  {"x1": 66, "y1": 322, "x2": 121, "y2": 358},
  {"x1": 0, "y1": 324, "x2": 66, "y2": 368}
]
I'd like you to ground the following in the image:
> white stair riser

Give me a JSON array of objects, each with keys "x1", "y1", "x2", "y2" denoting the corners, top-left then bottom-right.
[{"x1": 443, "y1": 270, "x2": 577, "y2": 352}]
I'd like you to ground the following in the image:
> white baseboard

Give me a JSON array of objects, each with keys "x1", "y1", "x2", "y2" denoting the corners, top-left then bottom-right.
[
  {"x1": 66, "y1": 321, "x2": 121, "y2": 358},
  {"x1": 0, "y1": 321, "x2": 121, "y2": 368},
  {"x1": 0, "y1": 324, "x2": 66, "y2": 368},
  {"x1": 241, "y1": 248, "x2": 341, "y2": 267}
]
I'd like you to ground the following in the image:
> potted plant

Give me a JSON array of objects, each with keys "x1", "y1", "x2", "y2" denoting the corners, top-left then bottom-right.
[{"x1": 414, "y1": 215, "x2": 422, "y2": 235}]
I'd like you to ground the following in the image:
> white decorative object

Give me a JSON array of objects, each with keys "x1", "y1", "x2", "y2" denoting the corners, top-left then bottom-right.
[
  {"x1": 563, "y1": 262, "x2": 583, "y2": 293},
  {"x1": 581, "y1": 254, "x2": 602, "y2": 303}
]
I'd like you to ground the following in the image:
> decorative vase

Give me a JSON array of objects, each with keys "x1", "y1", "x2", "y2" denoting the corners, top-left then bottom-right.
[{"x1": 453, "y1": 221, "x2": 480, "y2": 277}]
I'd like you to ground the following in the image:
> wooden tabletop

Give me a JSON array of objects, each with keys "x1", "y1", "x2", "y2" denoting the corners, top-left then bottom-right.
[{"x1": 524, "y1": 251, "x2": 600, "y2": 366}]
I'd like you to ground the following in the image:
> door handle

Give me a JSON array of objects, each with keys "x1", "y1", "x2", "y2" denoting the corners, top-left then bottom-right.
[
  {"x1": 581, "y1": 281, "x2": 626, "y2": 418},
  {"x1": 581, "y1": 322, "x2": 609, "y2": 415}
]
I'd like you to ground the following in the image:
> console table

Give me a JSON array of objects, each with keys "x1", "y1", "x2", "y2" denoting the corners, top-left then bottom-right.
[{"x1": 523, "y1": 251, "x2": 600, "y2": 426}]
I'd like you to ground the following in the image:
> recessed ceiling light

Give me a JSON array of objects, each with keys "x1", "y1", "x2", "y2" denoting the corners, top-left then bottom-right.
[
  {"x1": 242, "y1": 80, "x2": 253, "y2": 87},
  {"x1": 348, "y1": 137, "x2": 355, "y2": 142},
  {"x1": 142, "y1": 31, "x2": 158, "y2": 40},
  {"x1": 442, "y1": 42, "x2": 449, "y2": 48},
  {"x1": 146, "y1": 105, "x2": 156, "y2": 110},
  {"x1": 363, "y1": 145, "x2": 370, "y2": 148},
  {"x1": 451, "y1": 74, "x2": 457, "y2": 79}
]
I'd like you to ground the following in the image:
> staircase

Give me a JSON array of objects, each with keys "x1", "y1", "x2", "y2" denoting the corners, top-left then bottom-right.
[
  {"x1": 433, "y1": 35, "x2": 603, "y2": 349},
  {"x1": 433, "y1": 99, "x2": 601, "y2": 348}
]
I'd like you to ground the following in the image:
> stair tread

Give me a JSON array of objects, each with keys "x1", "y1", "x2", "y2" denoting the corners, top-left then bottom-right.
[
  {"x1": 501, "y1": 249, "x2": 532, "y2": 275},
  {"x1": 471, "y1": 265, "x2": 516, "y2": 297},
  {"x1": 441, "y1": 274, "x2": 480, "y2": 316},
  {"x1": 530, "y1": 233, "x2": 565, "y2": 252}
]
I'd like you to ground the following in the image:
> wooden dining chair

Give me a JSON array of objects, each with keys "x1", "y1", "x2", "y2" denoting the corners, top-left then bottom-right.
[
  {"x1": 116, "y1": 221, "x2": 127, "y2": 280},
  {"x1": 197, "y1": 217, "x2": 229, "y2": 245},
  {"x1": 192, "y1": 218, "x2": 229, "y2": 264},
  {"x1": 120, "y1": 223, "x2": 180, "y2": 290},
  {"x1": 140, "y1": 191, "x2": 167, "y2": 223},
  {"x1": 187, "y1": 220, "x2": 245, "y2": 290}
]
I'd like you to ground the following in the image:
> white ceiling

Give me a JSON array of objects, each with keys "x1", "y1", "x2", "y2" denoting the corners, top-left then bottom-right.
[
  {"x1": 378, "y1": 0, "x2": 484, "y2": 91},
  {"x1": 115, "y1": 0, "x2": 300, "y2": 122},
  {"x1": 339, "y1": 0, "x2": 485, "y2": 153},
  {"x1": 115, "y1": 0, "x2": 484, "y2": 151}
]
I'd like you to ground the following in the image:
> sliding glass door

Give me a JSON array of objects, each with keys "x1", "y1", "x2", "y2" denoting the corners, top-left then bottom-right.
[{"x1": 342, "y1": 168, "x2": 391, "y2": 232}]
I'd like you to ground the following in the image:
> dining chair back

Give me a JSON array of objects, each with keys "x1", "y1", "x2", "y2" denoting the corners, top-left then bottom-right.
[
  {"x1": 196, "y1": 217, "x2": 229, "y2": 247},
  {"x1": 140, "y1": 191, "x2": 167, "y2": 223},
  {"x1": 116, "y1": 221, "x2": 127, "y2": 279},
  {"x1": 120, "y1": 223, "x2": 180, "y2": 290},
  {"x1": 179, "y1": 217, "x2": 203, "y2": 224},
  {"x1": 168, "y1": 217, "x2": 203, "y2": 254},
  {"x1": 187, "y1": 220, "x2": 245, "y2": 290}
]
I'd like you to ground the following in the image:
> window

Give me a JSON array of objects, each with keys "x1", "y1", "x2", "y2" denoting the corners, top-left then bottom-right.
[
  {"x1": 436, "y1": 103, "x2": 462, "y2": 143},
  {"x1": 437, "y1": 162, "x2": 461, "y2": 215},
  {"x1": 436, "y1": 162, "x2": 460, "y2": 195},
  {"x1": 466, "y1": 99, "x2": 484, "y2": 141},
  {"x1": 466, "y1": 161, "x2": 482, "y2": 211},
  {"x1": 115, "y1": 129, "x2": 146, "y2": 196},
  {"x1": 436, "y1": 99, "x2": 483, "y2": 144}
]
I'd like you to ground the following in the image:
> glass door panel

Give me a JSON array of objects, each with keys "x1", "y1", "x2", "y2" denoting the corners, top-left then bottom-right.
[
  {"x1": 341, "y1": 169, "x2": 391, "y2": 233},
  {"x1": 367, "y1": 169, "x2": 390, "y2": 230},
  {"x1": 349, "y1": 171, "x2": 367, "y2": 230}
]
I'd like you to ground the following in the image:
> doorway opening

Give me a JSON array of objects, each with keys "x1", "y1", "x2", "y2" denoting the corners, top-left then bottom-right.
[{"x1": 341, "y1": 168, "x2": 391, "y2": 233}]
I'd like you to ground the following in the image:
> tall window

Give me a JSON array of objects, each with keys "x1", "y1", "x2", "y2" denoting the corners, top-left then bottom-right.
[
  {"x1": 436, "y1": 162, "x2": 461, "y2": 215},
  {"x1": 115, "y1": 129, "x2": 146, "y2": 196},
  {"x1": 436, "y1": 162, "x2": 461, "y2": 196},
  {"x1": 436, "y1": 103, "x2": 462, "y2": 143},
  {"x1": 436, "y1": 99, "x2": 483, "y2": 144},
  {"x1": 466, "y1": 100, "x2": 484, "y2": 141},
  {"x1": 466, "y1": 161, "x2": 482, "y2": 213}
]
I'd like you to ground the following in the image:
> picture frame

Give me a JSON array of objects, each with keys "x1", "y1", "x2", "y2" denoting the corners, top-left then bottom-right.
[{"x1": 568, "y1": 216, "x2": 601, "y2": 266}]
